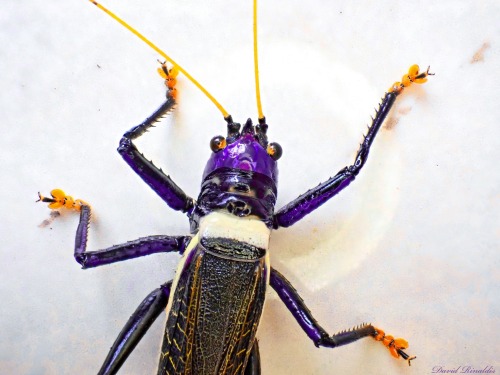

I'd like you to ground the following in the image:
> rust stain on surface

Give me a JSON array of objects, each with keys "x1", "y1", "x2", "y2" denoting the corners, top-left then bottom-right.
[
  {"x1": 385, "y1": 106, "x2": 412, "y2": 130},
  {"x1": 38, "y1": 210, "x2": 61, "y2": 228},
  {"x1": 471, "y1": 42, "x2": 490, "y2": 63}
]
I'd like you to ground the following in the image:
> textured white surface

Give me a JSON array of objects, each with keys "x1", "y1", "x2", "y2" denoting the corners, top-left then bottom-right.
[{"x1": 1, "y1": 0, "x2": 499, "y2": 374}]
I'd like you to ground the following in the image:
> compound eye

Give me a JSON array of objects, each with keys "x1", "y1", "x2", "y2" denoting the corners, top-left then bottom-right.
[
  {"x1": 210, "y1": 135, "x2": 226, "y2": 152},
  {"x1": 267, "y1": 142, "x2": 282, "y2": 161}
]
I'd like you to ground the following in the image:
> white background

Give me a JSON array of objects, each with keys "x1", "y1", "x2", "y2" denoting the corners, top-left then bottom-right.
[{"x1": 1, "y1": 0, "x2": 499, "y2": 374}]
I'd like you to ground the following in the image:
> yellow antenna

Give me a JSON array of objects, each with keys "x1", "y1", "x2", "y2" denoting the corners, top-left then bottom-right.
[
  {"x1": 88, "y1": 0, "x2": 230, "y2": 119},
  {"x1": 253, "y1": 0, "x2": 264, "y2": 120}
]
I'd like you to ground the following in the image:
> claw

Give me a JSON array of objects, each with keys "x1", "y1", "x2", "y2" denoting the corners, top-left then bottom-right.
[
  {"x1": 397, "y1": 348, "x2": 417, "y2": 366},
  {"x1": 372, "y1": 327, "x2": 416, "y2": 366}
]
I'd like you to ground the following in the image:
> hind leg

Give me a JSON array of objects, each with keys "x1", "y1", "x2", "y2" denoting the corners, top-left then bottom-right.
[
  {"x1": 270, "y1": 268, "x2": 415, "y2": 364},
  {"x1": 97, "y1": 282, "x2": 172, "y2": 375}
]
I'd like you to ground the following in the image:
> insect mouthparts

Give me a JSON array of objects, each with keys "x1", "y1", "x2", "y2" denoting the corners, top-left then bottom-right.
[{"x1": 227, "y1": 200, "x2": 251, "y2": 216}]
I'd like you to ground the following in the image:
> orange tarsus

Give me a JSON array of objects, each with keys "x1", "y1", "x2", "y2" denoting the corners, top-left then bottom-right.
[
  {"x1": 37, "y1": 189, "x2": 89, "y2": 212},
  {"x1": 389, "y1": 64, "x2": 434, "y2": 95},
  {"x1": 372, "y1": 327, "x2": 416, "y2": 366},
  {"x1": 157, "y1": 60, "x2": 178, "y2": 99}
]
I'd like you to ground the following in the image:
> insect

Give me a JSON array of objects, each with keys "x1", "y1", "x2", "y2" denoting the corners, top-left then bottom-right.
[{"x1": 38, "y1": 0, "x2": 432, "y2": 373}]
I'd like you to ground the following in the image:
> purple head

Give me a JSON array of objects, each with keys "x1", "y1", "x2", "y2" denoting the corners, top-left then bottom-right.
[{"x1": 202, "y1": 118, "x2": 282, "y2": 184}]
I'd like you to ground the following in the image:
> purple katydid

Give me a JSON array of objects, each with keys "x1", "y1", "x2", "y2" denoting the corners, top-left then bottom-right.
[{"x1": 38, "y1": 1, "x2": 432, "y2": 373}]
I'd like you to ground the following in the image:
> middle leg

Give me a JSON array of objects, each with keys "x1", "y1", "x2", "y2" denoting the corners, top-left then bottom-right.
[
  {"x1": 74, "y1": 204, "x2": 191, "y2": 268},
  {"x1": 38, "y1": 190, "x2": 191, "y2": 268}
]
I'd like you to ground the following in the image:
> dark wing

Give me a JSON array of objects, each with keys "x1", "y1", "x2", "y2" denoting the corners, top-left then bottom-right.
[{"x1": 158, "y1": 245, "x2": 267, "y2": 375}]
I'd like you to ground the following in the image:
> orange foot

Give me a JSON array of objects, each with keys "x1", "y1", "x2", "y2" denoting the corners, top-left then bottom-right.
[
  {"x1": 37, "y1": 189, "x2": 88, "y2": 212},
  {"x1": 372, "y1": 326, "x2": 416, "y2": 366}
]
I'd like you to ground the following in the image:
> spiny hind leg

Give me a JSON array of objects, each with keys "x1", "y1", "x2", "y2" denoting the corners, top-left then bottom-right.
[
  {"x1": 270, "y1": 267, "x2": 415, "y2": 365},
  {"x1": 97, "y1": 282, "x2": 172, "y2": 375}
]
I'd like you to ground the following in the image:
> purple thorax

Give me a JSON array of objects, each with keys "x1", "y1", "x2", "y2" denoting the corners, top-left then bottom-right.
[{"x1": 203, "y1": 132, "x2": 279, "y2": 184}]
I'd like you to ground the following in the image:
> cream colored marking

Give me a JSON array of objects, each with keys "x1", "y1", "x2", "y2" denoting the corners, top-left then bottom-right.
[
  {"x1": 199, "y1": 211, "x2": 271, "y2": 249},
  {"x1": 164, "y1": 235, "x2": 200, "y2": 318},
  {"x1": 265, "y1": 251, "x2": 270, "y2": 284}
]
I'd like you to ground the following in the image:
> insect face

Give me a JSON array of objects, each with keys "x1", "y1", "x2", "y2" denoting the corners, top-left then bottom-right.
[{"x1": 189, "y1": 118, "x2": 281, "y2": 231}]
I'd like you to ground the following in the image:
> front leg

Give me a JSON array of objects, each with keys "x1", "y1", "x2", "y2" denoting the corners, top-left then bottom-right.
[
  {"x1": 274, "y1": 65, "x2": 432, "y2": 228},
  {"x1": 117, "y1": 63, "x2": 195, "y2": 213},
  {"x1": 270, "y1": 268, "x2": 415, "y2": 364}
]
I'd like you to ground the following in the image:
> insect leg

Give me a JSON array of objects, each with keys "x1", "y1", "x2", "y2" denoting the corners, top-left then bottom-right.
[
  {"x1": 273, "y1": 92, "x2": 397, "y2": 228},
  {"x1": 274, "y1": 65, "x2": 433, "y2": 228},
  {"x1": 270, "y1": 268, "x2": 375, "y2": 346},
  {"x1": 117, "y1": 69, "x2": 195, "y2": 213},
  {"x1": 244, "y1": 340, "x2": 261, "y2": 375},
  {"x1": 270, "y1": 268, "x2": 415, "y2": 363},
  {"x1": 74, "y1": 205, "x2": 191, "y2": 268},
  {"x1": 97, "y1": 282, "x2": 172, "y2": 375}
]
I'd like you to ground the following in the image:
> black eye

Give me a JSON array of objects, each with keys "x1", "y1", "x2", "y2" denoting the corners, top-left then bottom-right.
[
  {"x1": 267, "y1": 142, "x2": 282, "y2": 161},
  {"x1": 210, "y1": 136, "x2": 226, "y2": 152}
]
